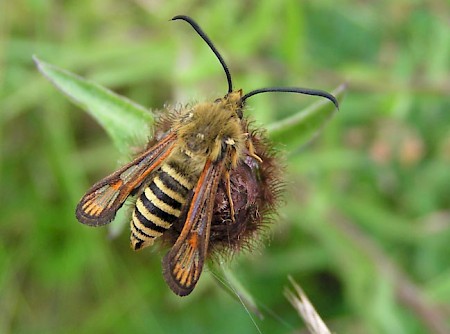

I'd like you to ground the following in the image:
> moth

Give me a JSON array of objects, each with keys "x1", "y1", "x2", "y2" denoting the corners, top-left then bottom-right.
[{"x1": 76, "y1": 15, "x2": 339, "y2": 296}]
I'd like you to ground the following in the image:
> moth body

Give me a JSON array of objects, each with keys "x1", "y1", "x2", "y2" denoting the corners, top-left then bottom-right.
[
  {"x1": 75, "y1": 15, "x2": 338, "y2": 296},
  {"x1": 131, "y1": 91, "x2": 246, "y2": 251}
]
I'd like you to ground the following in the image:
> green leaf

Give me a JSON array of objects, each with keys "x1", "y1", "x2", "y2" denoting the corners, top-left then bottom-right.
[
  {"x1": 33, "y1": 56, "x2": 154, "y2": 154},
  {"x1": 267, "y1": 84, "x2": 346, "y2": 150}
]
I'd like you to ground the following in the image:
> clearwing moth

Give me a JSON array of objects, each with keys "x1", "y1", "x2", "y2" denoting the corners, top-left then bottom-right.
[{"x1": 76, "y1": 15, "x2": 339, "y2": 296}]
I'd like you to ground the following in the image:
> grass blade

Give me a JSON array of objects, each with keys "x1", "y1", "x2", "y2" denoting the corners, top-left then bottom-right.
[{"x1": 285, "y1": 276, "x2": 332, "y2": 334}]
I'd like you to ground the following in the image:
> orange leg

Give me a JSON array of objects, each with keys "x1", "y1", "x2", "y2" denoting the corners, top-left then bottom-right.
[{"x1": 225, "y1": 171, "x2": 236, "y2": 224}]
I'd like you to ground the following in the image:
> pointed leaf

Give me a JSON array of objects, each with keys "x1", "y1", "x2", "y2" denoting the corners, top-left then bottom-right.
[
  {"x1": 34, "y1": 56, "x2": 153, "y2": 154},
  {"x1": 267, "y1": 84, "x2": 346, "y2": 150}
]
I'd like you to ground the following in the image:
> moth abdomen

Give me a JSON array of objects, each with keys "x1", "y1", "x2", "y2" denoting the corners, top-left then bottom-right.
[{"x1": 130, "y1": 161, "x2": 194, "y2": 250}]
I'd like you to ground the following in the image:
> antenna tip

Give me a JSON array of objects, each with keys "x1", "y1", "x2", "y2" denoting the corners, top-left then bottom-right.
[
  {"x1": 171, "y1": 15, "x2": 190, "y2": 22},
  {"x1": 330, "y1": 95, "x2": 340, "y2": 111}
]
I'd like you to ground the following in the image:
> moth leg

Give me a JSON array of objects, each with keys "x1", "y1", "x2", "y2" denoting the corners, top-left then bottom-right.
[
  {"x1": 225, "y1": 170, "x2": 236, "y2": 224},
  {"x1": 246, "y1": 137, "x2": 263, "y2": 163}
]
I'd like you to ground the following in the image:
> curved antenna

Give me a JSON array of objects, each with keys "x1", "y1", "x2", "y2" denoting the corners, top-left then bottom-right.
[
  {"x1": 241, "y1": 87, "x2": 339, "y2": 110},
  {"x1": 171, "y1": 15, "x2": 233, "y2": 93}
]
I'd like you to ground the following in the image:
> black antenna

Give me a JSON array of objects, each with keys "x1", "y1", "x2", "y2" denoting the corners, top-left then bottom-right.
[
  {"x1": 171, "y1": 15, "x2": 233, "y2": 94},
  {"x1": 241, "y1": 87, "x2": 339, "y2": 110}
]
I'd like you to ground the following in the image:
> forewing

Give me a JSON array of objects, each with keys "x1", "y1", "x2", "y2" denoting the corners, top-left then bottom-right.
[
  {"x1": 162, "y1": 159, "x2": 225, "y2": 296},
  {"x1": 76, "y1": 133, "x2": 176, "y2": 226}
]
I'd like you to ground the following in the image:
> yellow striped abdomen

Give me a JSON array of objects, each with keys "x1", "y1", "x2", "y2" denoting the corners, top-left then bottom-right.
[{"x1": 131, "y1": 162, "x2": 194, "y2": 250}]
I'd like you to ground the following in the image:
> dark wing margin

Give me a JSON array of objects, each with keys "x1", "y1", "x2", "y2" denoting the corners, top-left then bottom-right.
[
  {"x1": 75, "y1": 133, "x2": 177, "y2": 226},
  {"x1": 162, "y1": 159, "x2": 225, "y2": 296}
]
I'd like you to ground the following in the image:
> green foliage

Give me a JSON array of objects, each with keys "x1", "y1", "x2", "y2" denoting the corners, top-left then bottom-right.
[
  {"x1": 1, "y1": 1, "x2": 449, "y2": 333},
  {"x1": 34, "y1": 56, "x2": 154, "y2": 154}
]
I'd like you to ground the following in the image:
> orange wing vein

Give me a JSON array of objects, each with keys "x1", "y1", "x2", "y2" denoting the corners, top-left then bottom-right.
[
  {"x1": 76, "y1": 133, "x2": 177, "y2": 226},
  {"x1": 162, "y1": 159, "x2": 225, "y2": 296}
]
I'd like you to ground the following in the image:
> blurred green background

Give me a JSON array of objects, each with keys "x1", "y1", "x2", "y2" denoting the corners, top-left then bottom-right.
[{"x1": 1, "y1": 1, "x2": 450, "y2": 333}]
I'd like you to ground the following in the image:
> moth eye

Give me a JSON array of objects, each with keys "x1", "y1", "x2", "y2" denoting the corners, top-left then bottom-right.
[{"x1": 220, "y1": 140, "x2": 227, "y2": 155}]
